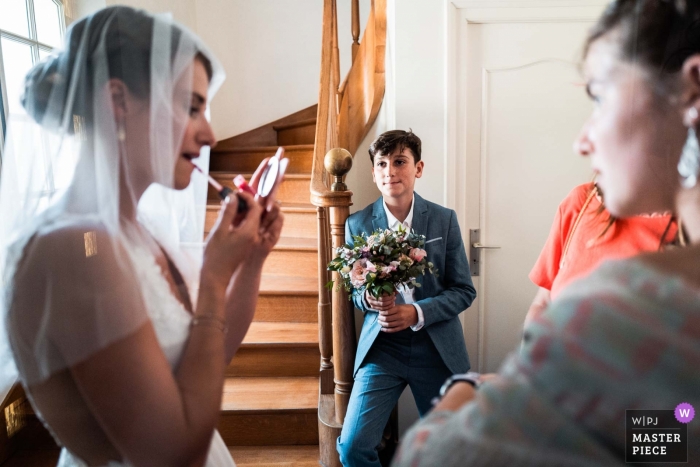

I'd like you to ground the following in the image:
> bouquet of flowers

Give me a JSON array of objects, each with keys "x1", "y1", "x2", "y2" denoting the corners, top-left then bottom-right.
[{"x1": 327, "y1": 225, "x2": 438, "y2": 299}]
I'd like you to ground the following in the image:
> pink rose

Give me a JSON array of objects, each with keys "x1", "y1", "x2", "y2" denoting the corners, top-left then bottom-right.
[
  {"x1": 350, "y1": 259, "x2": 367, "y2": 288},
  {"x1": 409, "y1": 248, "x2": 427, "y2": 262}
]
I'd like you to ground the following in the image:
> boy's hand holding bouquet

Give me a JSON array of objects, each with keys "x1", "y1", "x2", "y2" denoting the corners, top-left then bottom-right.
[{"x1": 327, "y1": 225, "x2": 438, "y2": 304}]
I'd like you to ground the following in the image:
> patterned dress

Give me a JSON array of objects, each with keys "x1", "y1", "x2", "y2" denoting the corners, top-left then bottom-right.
[{"x1": 393, "y1": 259, "x2": 700, "y2": 466}]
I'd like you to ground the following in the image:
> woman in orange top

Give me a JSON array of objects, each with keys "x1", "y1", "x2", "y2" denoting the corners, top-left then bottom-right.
[{"x1": 524, "y1": 182, "x2": 677, "y2": 327}]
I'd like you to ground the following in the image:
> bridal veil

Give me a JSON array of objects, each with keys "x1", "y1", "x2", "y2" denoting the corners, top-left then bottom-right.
[{"x1": 0, "y1": 6, "x2": 224, "y2": 401}]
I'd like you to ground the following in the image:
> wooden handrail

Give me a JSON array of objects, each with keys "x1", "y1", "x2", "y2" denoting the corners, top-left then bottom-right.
[
  {"x1": 311, "y1": 0, "x2": 387, "y2": 204},
  {"x1": 313, "y1": 0, "x2": 387, "y2": 465},
  {"x1": 337, "y1": 0, "x2": 386, "y2": 156}
]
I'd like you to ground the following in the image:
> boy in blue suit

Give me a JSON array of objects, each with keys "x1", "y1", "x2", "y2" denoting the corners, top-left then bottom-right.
[{"x1": 337, "y1": 130, "x2": 476, "y2": 466}]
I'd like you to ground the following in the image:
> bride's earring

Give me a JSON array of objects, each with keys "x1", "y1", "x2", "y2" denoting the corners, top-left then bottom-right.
[{"x1": 679, "y1": 107, "x2": 700, "y2": 188}]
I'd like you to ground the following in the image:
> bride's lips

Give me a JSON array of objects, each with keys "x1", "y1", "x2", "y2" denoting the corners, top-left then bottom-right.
[{"x1": 182, "y1": 153, "x2": 199, "y2": 161}]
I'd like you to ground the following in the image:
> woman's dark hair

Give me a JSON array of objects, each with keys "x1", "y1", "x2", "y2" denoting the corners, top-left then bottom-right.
[
  {"x1": 368, "y1": 129, "x2": 422, "y2": 164},
  {"x1": 584, "y1": 0, "x2": 700, "y2": 82},
  {"x1": 21, "y1": 6, "x2": 213, "y2": 133}
]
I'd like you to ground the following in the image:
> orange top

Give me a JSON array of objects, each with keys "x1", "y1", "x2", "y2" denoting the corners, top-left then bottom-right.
[{"x1": 529, "y1": 183, "x2": 677, "y2": 300}]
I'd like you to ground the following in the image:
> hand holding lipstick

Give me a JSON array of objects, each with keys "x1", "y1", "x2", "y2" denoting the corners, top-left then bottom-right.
[
  {"x1": 203, "y1": 190, "x2": 263, "y2": 286},
  {"x1": 192, "y1": 147, "x2": 288, "y2": 217}
]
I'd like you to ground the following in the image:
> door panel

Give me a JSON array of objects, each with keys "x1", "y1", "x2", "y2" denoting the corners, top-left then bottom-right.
[{"x1": 464, "y1": 21, "x2": 594, "y2": 372}]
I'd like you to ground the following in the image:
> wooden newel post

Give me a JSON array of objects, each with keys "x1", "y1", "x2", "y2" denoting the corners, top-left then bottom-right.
[{"x1": 324, "y1": 148, "x2": 356, "y2": 424}]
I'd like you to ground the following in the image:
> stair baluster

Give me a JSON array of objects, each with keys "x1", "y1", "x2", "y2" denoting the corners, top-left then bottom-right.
[
  {"x1": 317, "y1": 206, "x2": 334, "y2": 395},
  {"x1": 351, "y1": 0, "x2": 360, "y2": 62}
]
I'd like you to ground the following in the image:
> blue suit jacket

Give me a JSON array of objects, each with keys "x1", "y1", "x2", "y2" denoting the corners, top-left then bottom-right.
[{"x1": 345, "y1": 193, "x2": 476, "y2": 376}]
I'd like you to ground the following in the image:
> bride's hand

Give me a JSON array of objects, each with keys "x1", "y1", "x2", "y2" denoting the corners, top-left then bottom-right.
[
  {"x1": 252, "y1": 202, "x2": 284, "y2": 259},
  {"x1": 202, "y1": 191, "x2": 263, "y2": 286}
]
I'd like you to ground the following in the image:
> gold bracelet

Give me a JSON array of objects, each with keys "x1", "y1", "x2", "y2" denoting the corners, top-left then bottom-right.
[{"x1": 191, "y1": 315, "x2": 228, "y2": 334}]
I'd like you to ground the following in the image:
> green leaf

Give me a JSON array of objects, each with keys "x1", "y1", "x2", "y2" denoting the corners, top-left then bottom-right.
[{"x1": 325, "y1": 280, "x2": 335, "y2": 290}]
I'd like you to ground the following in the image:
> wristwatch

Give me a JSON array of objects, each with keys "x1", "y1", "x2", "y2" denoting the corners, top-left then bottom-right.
[{"x1": 438, "y1": 372, "x2": 482, "y2": 398}]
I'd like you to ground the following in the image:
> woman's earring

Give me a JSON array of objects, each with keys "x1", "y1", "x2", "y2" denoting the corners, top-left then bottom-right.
[
  {"x1": 679, "y1": 108, "x2": 700, "y2": 188},
  {"x1": 117, "y1": 124, "x2": 126, "y2": 142}
]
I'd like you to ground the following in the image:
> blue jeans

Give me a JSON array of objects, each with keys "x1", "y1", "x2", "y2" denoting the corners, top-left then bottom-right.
[{"x1": 336, "y1": 328, "x2": 453, "y2": 467}]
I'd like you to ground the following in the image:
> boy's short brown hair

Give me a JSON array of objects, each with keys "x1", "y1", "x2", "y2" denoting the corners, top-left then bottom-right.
[{"x1": 368, "y1": 129, "x2": 422, "y2": 164}]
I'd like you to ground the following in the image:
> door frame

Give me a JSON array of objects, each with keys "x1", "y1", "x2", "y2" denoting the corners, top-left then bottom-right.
[{"x1": 445, "y1": 0, "x2": 607, "y2": 370}]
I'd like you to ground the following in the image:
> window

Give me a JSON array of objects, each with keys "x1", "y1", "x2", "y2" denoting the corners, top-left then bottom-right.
[{"x1": 0, "y1": 0, "x2": 65, "y2": 158}]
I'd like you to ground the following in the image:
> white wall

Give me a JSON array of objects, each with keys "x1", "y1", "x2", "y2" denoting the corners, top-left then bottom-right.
[
  {"x1": 194, "y1": 0, "x2": 321, "y2": 138},
  {"x1": 74, "y1": 0, "x2": 105, "y2": 20},
  {"x1": 107, "y1": 0, "x2": 197, "y2": 30},
  {"x1": 76, "y1": 0, "x2": 369, "y2": 140},
  {"x1": 393, "y1": 1, "x2": 447, "y2": 207},
  {"x1": 198, "y1": 0, "x2": 371, "y2": 139}
]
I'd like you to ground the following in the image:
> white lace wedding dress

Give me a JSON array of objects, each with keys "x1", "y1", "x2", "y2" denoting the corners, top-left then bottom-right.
[{"x1": 50, "y1": 244, "x2": 237, "y2": 467}]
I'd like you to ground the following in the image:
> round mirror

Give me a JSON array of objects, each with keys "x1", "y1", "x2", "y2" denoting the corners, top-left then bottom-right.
[{"x1": 258, "y1": 156, "x2": 279, "y2": 198}]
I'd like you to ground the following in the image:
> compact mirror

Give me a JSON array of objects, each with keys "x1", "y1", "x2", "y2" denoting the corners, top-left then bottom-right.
[
  {"x1": 258, "y1": 154, "x2": 280, "y2": 198},
  {"x1": 232, "y1": 147, "x2": 288, "y2": 212}
]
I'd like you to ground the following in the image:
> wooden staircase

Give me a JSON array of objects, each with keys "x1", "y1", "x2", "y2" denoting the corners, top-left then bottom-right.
[{"x1": 210, "y1": 104, "x2": 322, "y2": 465}]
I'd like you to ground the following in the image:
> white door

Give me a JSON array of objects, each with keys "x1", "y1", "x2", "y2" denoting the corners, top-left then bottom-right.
[{"x1": 457, "y1": 14, "x2": 602, "y2": 372}]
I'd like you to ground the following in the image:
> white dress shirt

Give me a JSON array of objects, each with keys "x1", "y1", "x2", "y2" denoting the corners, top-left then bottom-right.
[{"x1": 364, "y1": 195, "x2": 425, "y2": 331}]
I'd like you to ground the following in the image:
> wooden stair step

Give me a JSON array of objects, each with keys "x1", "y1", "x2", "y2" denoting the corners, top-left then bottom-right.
[
  {"x1": 264, "y1": 236, "x2": 318, "y2": 279},
  {"x1": 210, "y1": 145, "x2": 313, "y2": 174},
  {"x1": 264, "y1": 246, "x2": 317, "y2": 279},
  {"x1": 218, "y1": 377, "x2": 319, "y2": 446},
  {"x1": 207, "y1": 173, "x2": 311, "y2": 205},
  {"x1": 273, "y1": 117, "x2": 317, "y2": 146},
  {"x1": 274, "y1": 236, "x2": 317, "y2": 251},
  {"x1": 222, "y1": 377, "x2": 317, "y2": 412},
  {"x1": 229, "y1": 322, "x2": 319, "y2": 378},
  {"x1": 228, "y1": 349, "x2": 320, "y2": 379},
  {"x1": 205, "y1": 202, "x2": 317, "y2": 238},
  {"x1": 275, "y1": 204, "x2": 317, "y2": 238},
  {"x1": 242, "y1": 322, "x2": 318, "y2": 347},
  {"x1": 228, "y1": 346, "x2": 319, "y2": 378},
  {"x1": 278, "y1": 203, "x2": 316, "y2": 213},
  {"x1": 254, "y1": 295, "x2": 317, "y2": 323},
  {"x1": 272, "y1": 117, "x2": 317, "y2": 132},
  {"x1": 228, "y1": 445, "x2": 319, "y2": 467},
  {"x1": 215, "y1": 105, "x2": 317, "y2": 149},
  {"x1": 260, "y1": 274, "x2": 317, "y2": 295}
]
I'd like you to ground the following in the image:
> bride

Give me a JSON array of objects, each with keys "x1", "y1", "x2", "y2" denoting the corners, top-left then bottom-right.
[{"x1": 0, "y1": 6, "x2": 282, "y2": 466}]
